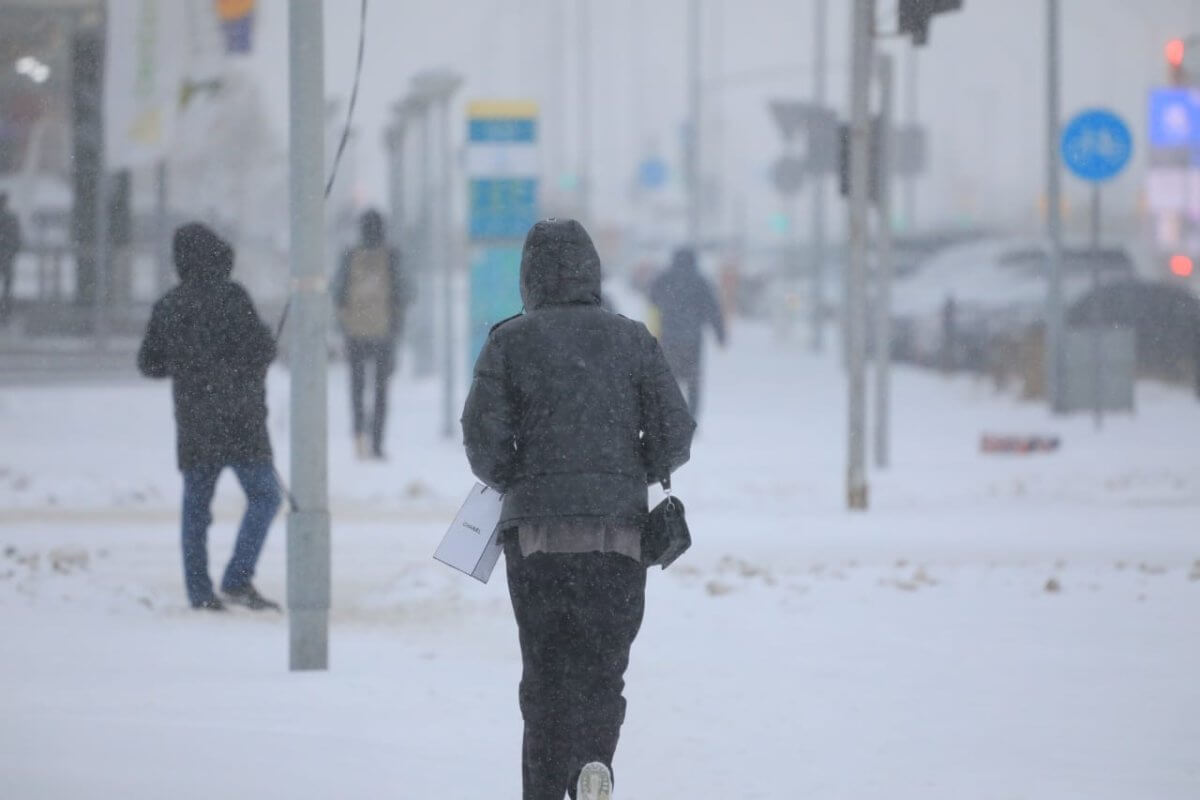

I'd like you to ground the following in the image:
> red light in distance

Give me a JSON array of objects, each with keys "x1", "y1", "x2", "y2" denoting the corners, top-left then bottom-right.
[
  {"x1": 1169, "y1": 254, "x2": 1194, "y2": 277},
  {"x1": 1166, "y1": 38, "x2": 1185, "y2": 68}
]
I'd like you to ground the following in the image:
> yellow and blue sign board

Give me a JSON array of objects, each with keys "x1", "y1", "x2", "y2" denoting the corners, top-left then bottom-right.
[
  {"x1": 468, "y1": 101, "x2": 539, "y2": 361},
  {"x1": 215, "y1": 0, "x2": 255, "y2": 54}
]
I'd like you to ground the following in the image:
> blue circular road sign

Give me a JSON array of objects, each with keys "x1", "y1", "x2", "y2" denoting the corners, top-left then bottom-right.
[
  {"x1": 638, "y1": 157, "x2": 668, "y2": 190},
  {"x1": 1061, "y1": 109, "x2": 1132, "y2": 182}
]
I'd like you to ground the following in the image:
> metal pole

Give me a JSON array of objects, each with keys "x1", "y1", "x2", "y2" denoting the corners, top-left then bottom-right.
[
  {"x1": 414, "y1": 106, "x2": 435, "y2": 377},
  {"x1": 846, "y1": 0, "x2": 873, "y2": 509},
  {"x1": 810, "y1": 0, "x2": 828, "y2": 352},
  {"x1": 1090, "y1": 184, "x2": 1103, "y2": 430},
  {"x1": 92, "y1": 171, "x2": 109, "y2": 349},
  {"x1": 386, "y1": 117, "x2": 407, "y2": 246},
  {"x1": 903, "y1": 45, "x2": 917, "y2": 231},
  {"x1": 874, "y1": 52, "x2": 894, "y2": 470},
  {"x1": 286, "y1": 0, "x2": 330, "y2": 672},
  {"x1": 578, "y1": 0, "x2": 591, "y2": 224},
  {"x1": 155, "y1": 161, "x2": 171, "y2": 292},
  {"x1": 1045, "y1": 0, "x2": 1064, "y2": 412},
  {"x1": 687, "y1": 0, "x2": 702, "y2": 251},
  {"x1": 439, "y1": 95, "x2": 456, "y2": 439}
]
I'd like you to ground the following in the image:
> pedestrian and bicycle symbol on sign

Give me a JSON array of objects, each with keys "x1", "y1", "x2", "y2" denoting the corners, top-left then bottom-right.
[{"x1": 1061, "y1": 108, "x2": 1132, "y2": 183}]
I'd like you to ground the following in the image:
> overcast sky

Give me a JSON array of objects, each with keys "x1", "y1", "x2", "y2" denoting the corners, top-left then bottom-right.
[{"x1": 235, "y1": 0, "x2": 1200, "y2": 245}]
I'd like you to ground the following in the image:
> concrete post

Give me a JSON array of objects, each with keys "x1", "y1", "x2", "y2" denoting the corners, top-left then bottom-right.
[{"x1": 286, "y1": 0, "x2": 330, "y2": 672}]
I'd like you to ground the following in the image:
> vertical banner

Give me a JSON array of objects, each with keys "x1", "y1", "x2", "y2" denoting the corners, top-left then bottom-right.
[
  {"x1": 467, "y1": 101, "x2": 539, "y2": 363},
  {"x1": 104, "y1": 0, "x2": 184, "y2": 169}
]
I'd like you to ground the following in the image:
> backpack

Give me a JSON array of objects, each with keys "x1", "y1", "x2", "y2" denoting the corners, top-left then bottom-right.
[{"x1": 340, "y1": 247, "x2": 392, "y2": 339}]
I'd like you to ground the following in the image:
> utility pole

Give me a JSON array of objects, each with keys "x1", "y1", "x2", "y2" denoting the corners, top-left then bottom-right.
[
  {"x1": 411, "y1": 70, "x2": 462, "y2": 439},
  {"x1": 903, "y1": 45, "x2": 917, "y2": 231},
  {"x1": 384, "y1": 102, "x2": 411, "y2": 252},
  {"x1": 92, "y1": 172, "x2": 110, "y2": 349},
  {"x1": 846, "y1": 0, "x2": 874, "y2": 510},
  {"x1": 438, "y1": 91, "x2": 456, "y2": 439},
  {"x1": 577, "y1": 0, "x2": 592, "y2": 224},
  {"x1": 286, "y1": 0, "x2": 330, "y2": 672},
  {"x1": 155, "y1": 161, "x2": 171, "y2": 293},
  {"x1": 413, "y1": 98, "x2": 435, "y2": 377},
  {"x1": 810, "y1": 0, "x2": 828, "y2": 352},
  {"x1": 687, "y1": 0, "x2": 702, "y2": 252},
  {"x1": 1045, "y1": 0, "x2": 1064, "y2": 412},
  {"x1": 874, "y1": 52, "x2": 894, "y2": 470}
]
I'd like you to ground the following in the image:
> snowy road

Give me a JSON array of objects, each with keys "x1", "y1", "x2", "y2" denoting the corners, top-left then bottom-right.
[{"x1": 2, "y1": 324, "x2": 1199, "y2": 798}]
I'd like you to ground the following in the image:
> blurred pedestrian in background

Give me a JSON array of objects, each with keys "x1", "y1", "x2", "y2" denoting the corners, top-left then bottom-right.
[
  {"x1": 649, "y1": 247, "x2": 727, "y2": 418},
  {"x1": 0, "y1": 192, "x2": 21, "y2": 325},
  {"x1": 333, "y1": 209, "x2": 413, "y2": 460},
  {"x1": 137, "y1": 223, "x2": 281, "y2": 612},
  {"x1": 462, "y1": 219, "x2": 695, "y2": 800},
  {"x1": 941, "y1": 294, "x2": 958, "y2": 373}
]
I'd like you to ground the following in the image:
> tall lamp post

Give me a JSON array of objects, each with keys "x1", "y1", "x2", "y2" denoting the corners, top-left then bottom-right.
[
  {"x1": 287, "y1": 0, "x2": 330, "y2": 672},
  {"x1": 411, "y1": 69, "x2": 463, "y2": 439}
]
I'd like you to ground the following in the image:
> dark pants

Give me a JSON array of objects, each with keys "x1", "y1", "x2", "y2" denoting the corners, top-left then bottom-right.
[
  {"x1": 347, "y1": 338, "x2": 394, "y2": 454},
  {"x1": 505, "y1": 539, "x2": 647, "y2": 800},
  {"x1": 181, "y1": 462, "x2": 281, "y2": 606}
]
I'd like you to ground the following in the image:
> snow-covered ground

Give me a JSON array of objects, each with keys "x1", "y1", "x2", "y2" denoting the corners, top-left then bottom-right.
[{"x1": 2, "y1": 323, "x2": 1199, "y2": 799}]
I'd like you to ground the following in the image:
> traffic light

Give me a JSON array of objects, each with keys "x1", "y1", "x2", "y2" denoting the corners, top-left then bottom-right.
[
  {"x1": 898, "y1": 0, "x2": 963, "y2": 47},
  {"x1": 1169, "y1": 254, "x2": 1193, "y2": 278},
  {"x1": 1166, "y1": 38, "x2": 1185, "y2": 85}
]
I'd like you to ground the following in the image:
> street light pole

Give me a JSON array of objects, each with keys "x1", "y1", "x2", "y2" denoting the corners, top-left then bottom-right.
[
  {"x1": 1045, "y1": 0, "x2": 1064, "y2": 412},
  {"x1": 577, "y1": 0, "x2": 592, "y2": 224},
  {"x1": 810, "y1": 0, "x2": 828, "y2": 353},
  {"x1": 286, "y1": 0, "x2": 330, "y2": 672},
  {"x1": 687, "y1": 0, "x2": 702, "y2": 252},
  {"x1": 846, "y1": 0, "x2": 874, "y2": 510},
  {"x1": 903, "y1": 45, "x2": 917, "y2": 231},
  {"x1": 438, "y1": 91, "x2": 456, "y2": 439},
  {"x1": 874, "y1": 52, "x2": 894, "y2": 470},
  {"x1": 411, "y1": 69, "x2": 463, "y2": 440},
  {"x1": 414, "y1": 100, "x2": 435, "y2": 377}
]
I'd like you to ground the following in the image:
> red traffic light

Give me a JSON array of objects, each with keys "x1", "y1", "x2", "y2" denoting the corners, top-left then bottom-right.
[
  {"x1": 1169, "y1": 254, "x2": 1194, "y2": 277},
  {"x1": 1166, "y1": 38, "x2": 1185, "y2": 68}
]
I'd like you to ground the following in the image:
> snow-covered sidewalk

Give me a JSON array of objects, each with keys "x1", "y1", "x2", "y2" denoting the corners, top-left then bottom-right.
[{"x1": 2, "y1": 324, "x2": 1199, "y2": 798}]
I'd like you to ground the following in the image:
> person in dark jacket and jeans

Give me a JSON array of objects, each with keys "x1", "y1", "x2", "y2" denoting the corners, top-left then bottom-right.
[
  {"x1": 648, "y1": 247, "x2": 726, "y2": 419},
  {"x1": 137, "y1": 223, "x2": 281, "y2": 611},
  {"x1": 462, "y1": 219, "x2": 695, "y2": 800},
  {"x1": 332, "y1": 209, "x2": 413, "y2": 460}
]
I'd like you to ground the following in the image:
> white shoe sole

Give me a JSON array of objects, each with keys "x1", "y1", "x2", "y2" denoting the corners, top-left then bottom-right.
[{"x1": 577, "y1": 762, "x2": 613, "y2": 800}]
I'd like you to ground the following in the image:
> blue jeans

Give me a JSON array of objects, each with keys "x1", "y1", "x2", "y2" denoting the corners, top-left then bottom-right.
[{"x1": 181, "y1": 462, "x2": 281, "y2": 606}]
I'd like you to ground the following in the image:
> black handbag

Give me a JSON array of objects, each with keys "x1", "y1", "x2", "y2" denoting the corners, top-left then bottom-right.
[{"x1": 642, "y1": 477, "x2": 691, "y2": 569}]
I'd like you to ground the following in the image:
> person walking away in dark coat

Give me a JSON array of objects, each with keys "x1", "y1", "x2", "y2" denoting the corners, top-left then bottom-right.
[
  {"x1": 333, "y1": 209, "x2": 413, "y2": 460},
  {"x1": 462, "y1": 218, "x2": 696, "y2": 800},
  {"x1": 648, "y1": 247, "x2": 726, "y2": 418},
  {"x1": 137, "y1": 223, "x2": 281, "y2": 612},
  {"x1": 0, "y1": 193, "x2": 21, "y2": 325}
]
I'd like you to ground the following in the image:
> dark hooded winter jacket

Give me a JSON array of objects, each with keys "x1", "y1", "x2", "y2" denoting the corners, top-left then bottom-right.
[
  {"x1": 649, "y1": 249, "x2": 726, "y2": 381},
  {"x1": 137, "y1": 223, "x2": 275, "y2": 470},
  {"x1": 461, "y1": 219, "x2": 696, "y2": 531}
]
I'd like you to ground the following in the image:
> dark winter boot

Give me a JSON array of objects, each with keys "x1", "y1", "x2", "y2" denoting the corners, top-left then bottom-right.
[
  {"x1": 192, "y1": 596, "x2": 227, "y2": 612},
  {"x1": 222, "y1": 584, "x2": 281, "y2": 611}
]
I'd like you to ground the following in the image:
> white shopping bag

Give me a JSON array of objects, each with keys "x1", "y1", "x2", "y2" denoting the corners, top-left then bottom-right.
[{"x1": 434, "y1": 483, "x2": 505, "y2": 583}]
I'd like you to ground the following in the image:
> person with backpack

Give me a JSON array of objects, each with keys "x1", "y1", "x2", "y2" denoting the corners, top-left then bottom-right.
[
  {"x1": 462, "y1": 218, "x2": 695, "y2": 800},
  {"x1": 137, "y1": 223, "x2": 281, "y2": 611},
  {"x1": 333, "y1": 209, "x2": 413, "y2": 460}
]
